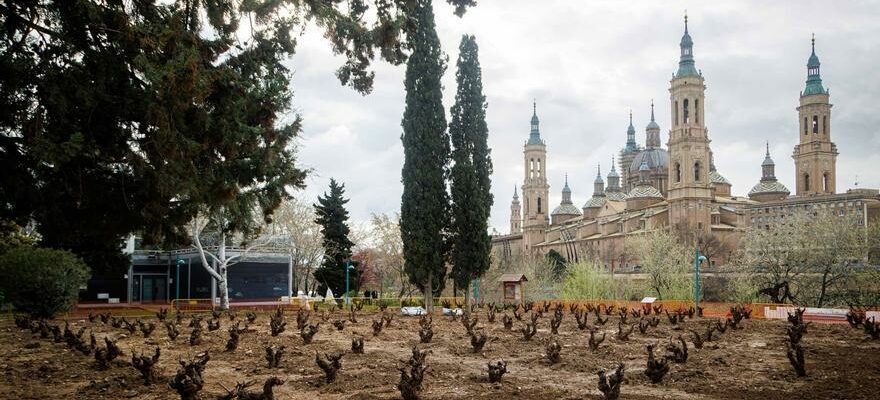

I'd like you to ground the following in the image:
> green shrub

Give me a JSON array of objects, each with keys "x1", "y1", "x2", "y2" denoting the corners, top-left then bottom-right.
[
  {"x1": 561, "y1": 261, "x2": 613, "y2": 300},
  {"x1": 0, "y1": 247, "x2": 90, "y2": 318}
]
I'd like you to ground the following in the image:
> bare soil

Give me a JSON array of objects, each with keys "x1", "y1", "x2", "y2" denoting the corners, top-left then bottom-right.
[{"x1": 1, "y1": 307, "x2": 878, "y2": 399}]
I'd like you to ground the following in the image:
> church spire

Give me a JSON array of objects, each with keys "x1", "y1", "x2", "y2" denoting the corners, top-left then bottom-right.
[
  {"x1": 513, "y1": 185, "x2": 519, "y2": 201},
  {"x1": 625, "y1": 109, "x2": 638, "y2": 151},
  {"x1": 676, "y1": 12, "x2": 698, "y2": 78},
  {"x1": 527, "y1": 100, "x2": 543, "y2": 145},
  {"x1": 761, "y1": 142, "x2": 777, "y2": 181},
  {"x1": 803, "y1": 33, "x2": 825, "y2": 96},
  {"x1": 593, "y1": 164, "x2": 604, "y2": 196},
  {"x1": 645, "y1": 100, "x2": 661, "y2": 148}
]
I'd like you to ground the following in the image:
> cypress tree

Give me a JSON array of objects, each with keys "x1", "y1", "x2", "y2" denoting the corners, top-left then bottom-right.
[
  {"x1": 400, "y1": 0, "x2": 450, "y2": 312},
  {"x1": 449, "y1": 35, "x2": 493, "y2": 316},
  {"x1": 313, "y1": 179, "x2": 357, "y2": 298}
]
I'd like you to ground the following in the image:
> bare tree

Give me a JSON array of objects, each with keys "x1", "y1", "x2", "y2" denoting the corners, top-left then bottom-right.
[
  {"x1": 369, "y1": 213, "x2": 414, "y2": 298},
  {"x1": 192, "y1": 209, "x2": 270, "y2": 310},
  {"x1": 628, "y1": 230, "x2": 692, "y2": 300},
  {"x1": 736, "y1": 209, "x2": 872, "y2": 307},
  {"x1": 268, "y1": 197, "x2": 324, "y2": 295}
]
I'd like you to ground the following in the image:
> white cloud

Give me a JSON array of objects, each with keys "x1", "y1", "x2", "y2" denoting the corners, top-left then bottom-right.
[{"x1": 284, "y1": 0, "x2": 880, "y2": 233}]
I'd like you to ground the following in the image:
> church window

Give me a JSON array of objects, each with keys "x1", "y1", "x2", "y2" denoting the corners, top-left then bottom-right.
[
  {"x1": 675, "y1": 163, "x2": 681, "y2": 183},
  {"x1": 804, "y1": 173, "x2": 811, "y2": 191},
  {"x1": 695, "y1": 99, "x2": 699, "y2": 123},
  {"x1": 804, "y1": 117, "x2": 808, "y2": 135},
  {"x1": 674, "y1": 101, "x2": 679, "y2": 126},
  {"x1": 683, "y1": 99, "x2": 690, "y2": 124},
  {"x1": 693, "y1": 161, "x2": 701, "y2": 181},
  {"x1": 812, "y1": 115, "x2": 818, "y2": 134},
  {"x1": 537, "y1": 197, "x2": 542, "y2": 213},
  {"x1": 529, "y1": 159, "x2": 534, "y2": 179},
  {"x1": 537, "y1": 158, "x2": 542, "y2": 178},
  {"x1": 823, "y1": 173, "x2": 829, "y2": 193},
  {"x1": 822, "y1": 116, "x2": 827, "y2": 135}
]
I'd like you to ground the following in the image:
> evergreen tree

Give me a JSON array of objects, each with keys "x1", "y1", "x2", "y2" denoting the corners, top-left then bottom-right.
[
  {"x1": 449, "y1": 35, "x2": 493, "y2": 315},
  {"x1": 546, "y1": 250, "x2": 568, "y2": 277},
  {"x1": 313, "y1": 179, "x2": 357, "y2": 298},
  {"x1": 400, "y1": 0, "x2": 450, "y2": 312},
  {"x1": 0, "y1": 1, "x2": 475, "y2": 274}
]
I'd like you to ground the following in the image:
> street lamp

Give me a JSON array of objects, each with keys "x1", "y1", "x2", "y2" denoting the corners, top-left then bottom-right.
[
  {"x1": 175, "y1": 256, "x2": 185, "y2": 301},
  {"x1": 344, "y1": 259, "x2": 355, "y2": 306},
  {"x1": 694, "y1": 248, "x2": 707, "y2": 313}
]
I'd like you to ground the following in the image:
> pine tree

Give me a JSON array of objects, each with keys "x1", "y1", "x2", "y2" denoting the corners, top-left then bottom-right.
[
  {"x1": 313, "y1": 179, "x2": 357, "y2": 298},
  {"x1": 0, "y1": 1, "x2": 475, "y2": 274},
  {"x1": 449, "y1": 35, "x2": 493, "y2": 316},
  {"x1": 400, "y1": 0, "x2": 450, "y2": 312}
]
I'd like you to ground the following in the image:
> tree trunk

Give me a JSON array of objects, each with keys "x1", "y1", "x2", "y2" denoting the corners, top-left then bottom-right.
[
  {"x1": 425, "y1": 273, "x2": 433, "y2": 314},
  {"x1": 463, "y1": 278, "x2": 471, "y2": 318},
  {"x1": 817, "y1": 271, "x2": 829, "y2": 308},
  {"x1": 218, "y1": 268, "x2": 230, "y2": 310}
]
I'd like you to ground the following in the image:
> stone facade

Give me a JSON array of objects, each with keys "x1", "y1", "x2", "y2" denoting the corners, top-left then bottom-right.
[{"x1": 492, "y1": 19, "x2": 880, "y2": 270}]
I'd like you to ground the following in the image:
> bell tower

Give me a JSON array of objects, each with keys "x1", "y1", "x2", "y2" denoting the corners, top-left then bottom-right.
[
  {"x1": 793, "y1": 35, "x2": 837, "y2": 196},
  {"x1": 666, "y1": 14, "x2": 713, "y2": 234},
  {"x1": 522, "y1": 101, "x2": 550, "y2": 250},
  {"x1": 510, "y1": 186, "x2": 522, "y2": 234}
]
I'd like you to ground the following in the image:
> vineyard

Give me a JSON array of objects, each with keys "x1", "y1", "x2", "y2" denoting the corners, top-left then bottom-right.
[{"x1": 2, "y1": 302, "x2": 879, "y2": 399}]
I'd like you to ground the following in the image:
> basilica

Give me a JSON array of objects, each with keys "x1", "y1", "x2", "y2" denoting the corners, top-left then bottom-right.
[{"x1": 492, "y1": 17, "x2": 880, "y2": 269}]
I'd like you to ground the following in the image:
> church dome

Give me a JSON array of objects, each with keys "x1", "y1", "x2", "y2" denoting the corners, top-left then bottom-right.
[
  {"x1": 605, "y1": 191, "x2": 627, "y2": 202},
  {"x1": 748, "y1": 181, "x2": 790, "y2": 197},
  {"x1": 583, "y1": 196, "x2": 607, "y2": 209},
  {"x1": 709, "y1": 170, "x2": 730, "y2": 185},
  {"x1": 626, "y1": 184, "x2": 663, "y2": 200},
  {"x1": 552, "y1": 203, "x2": 582, "y2": 216},
  {"x1": 628, "y1": 148, "x2": 669, "y2": 175}
]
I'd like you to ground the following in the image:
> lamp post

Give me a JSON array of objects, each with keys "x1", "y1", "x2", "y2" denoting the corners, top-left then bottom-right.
[
  {"x1": 694, "y1": 248, "x2": 707, "y2": 313},
  {"x1": 344, "y1": 259, "x2": 355, "y2": 306},
  {"x1": 175, "y1": 256, "x2": 185, "y2": 301}
]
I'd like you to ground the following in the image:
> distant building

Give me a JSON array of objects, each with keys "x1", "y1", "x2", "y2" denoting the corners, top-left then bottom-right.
[
  {"x1": 492, "y1": 18, "x2": 880, "y2": 270},
  {"x1": 81, "y1": 239, "x2": 292, "y2": 305}
]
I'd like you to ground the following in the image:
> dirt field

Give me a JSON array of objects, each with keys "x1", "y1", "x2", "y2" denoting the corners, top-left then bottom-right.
[{"x1": 1, "y1": 306, "x2": 878, "y2": 400}]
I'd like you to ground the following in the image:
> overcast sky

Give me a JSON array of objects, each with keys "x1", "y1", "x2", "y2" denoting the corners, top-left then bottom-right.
[{"x1": 287, "y1": 0, "x2": 880, "y2": 234}]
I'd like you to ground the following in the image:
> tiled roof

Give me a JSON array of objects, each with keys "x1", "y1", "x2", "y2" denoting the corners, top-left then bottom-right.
[
  {"x1": 552, "y1": 203, "x2": 582, "y2": 216},
  {"x1": 748, "y1": 180, "x2": 790, "y2": 196}
]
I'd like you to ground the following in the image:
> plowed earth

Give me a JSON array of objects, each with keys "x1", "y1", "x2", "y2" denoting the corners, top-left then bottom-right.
[{"x1": 1, "y1": 307, "x2": 878, "y2": 399}]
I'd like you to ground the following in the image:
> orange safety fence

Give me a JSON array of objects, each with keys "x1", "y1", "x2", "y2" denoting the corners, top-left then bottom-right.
[{"x1": 50, "y1": 297, "x2": 810, "y2": 321}]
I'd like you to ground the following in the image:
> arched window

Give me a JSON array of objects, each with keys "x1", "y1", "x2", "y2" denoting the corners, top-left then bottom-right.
[
  {"x1": 693, "y1": 161, "x2": 701, "y2": 181},
  {"x1": 822, "y1": 116, "x2": 827, "y2": 135},
  {"x1": 524, "y1": 196, "x2": 529, "y2": 214},
  {"x1": 804, "y1": 174, "x2": 811, "y2": 191},
  {"x1": 674, "y1": 101, "x2": 679, "y2": 126},
  {"x1": 683, "y1": 99, "x2": 690, "y2": 124},
  {"x1": 529, "y1": 159, "x2": 534, "y2": 179},
  {"x1": 823, "y1": 173, "x2": 829, "y2": 192},
  {"x1": 537, "y1": 197, "x2": 542, "y2": 213},
  {"x1": 804, "y1": 117, "x2": 808, "y2": 135},
  {"x1": 694, "y1": 99, "x2": 700, "y2": 124},
  {"x1": 675, "y1": 163, "x2": 682, "y2": 183},
  {"x1": 812, "y1": 115, "x2": 818, "y2": 134},
  {"x1": 537, "y1": 158, "x2": 542, "y2": 178}
]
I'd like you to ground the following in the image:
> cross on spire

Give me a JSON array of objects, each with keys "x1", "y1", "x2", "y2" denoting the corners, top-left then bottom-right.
[{"x1": 684, "y1": 10, "x2": 688, "y2": 33}]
